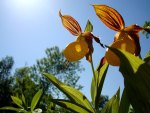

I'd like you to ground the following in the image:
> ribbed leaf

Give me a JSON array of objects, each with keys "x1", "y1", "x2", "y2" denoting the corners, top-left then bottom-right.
[
  {"x1": 52, "y1": 99, "x2": 93, "y2": 113},
  {"x1": 84, "y1": 20, "x2": 93, "y2": 32},
  {"x1": 43, "y1": 73, "x2": 95, "y2": 113},
  {"x1": 91, "y1": 77, "x2": 95, "y2": 103},
  {"x1": 0, "y1": 106, "x2": 27, "y2": 112},
  {"x1": 59, "y1": 11, "x2": 82, "y2": 36},
  {"x1": 30, "y1": 89, "x2": 43, "y2": 112},
  {"x1": 118, "y1": 88, "x2": 130, "y2": 113},
  {"x1": 22, "y1": 94, "x2": 26, "y2": 106},
  {"x1": 11, "y1": 96, "x2": 23, "y2": 108},
  {"x1": 91, "y1": 62, "x2": 109, "y2": 109},
  {"x1": 93, "y1": 5, "x2": 125, "y2": 31},
  {"x1": 109, "y1": 47, "x2": 150, "y2": 113},
  {"x1": 101, "y1": 88, "x2": 120, "y2": 113}
]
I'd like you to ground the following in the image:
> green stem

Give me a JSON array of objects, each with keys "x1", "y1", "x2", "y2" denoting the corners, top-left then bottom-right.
[
  {"x1": 90, "y1": 54, "x2": 96, "y2": 87},
  {"x1": 90, "y1": 54, "x2": 98, "y2": 111}
]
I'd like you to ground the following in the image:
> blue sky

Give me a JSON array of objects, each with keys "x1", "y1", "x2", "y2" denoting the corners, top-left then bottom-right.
[{"x1": 0, "y1": 0, "x2": 150, "y2": 100}]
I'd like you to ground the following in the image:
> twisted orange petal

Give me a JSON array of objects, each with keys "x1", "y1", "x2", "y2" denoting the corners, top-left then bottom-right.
[
  {"x1": 97, "y1": 57, "x2": 107, "y2": 71},
  {"x1": 128, "y1": 33, "x2": 141, "y2": 56},
  {"x1": 77, "y1": 32, "x2": 94, "y2": 62},
  {"x1": 93, "y1": 4, "x2": 125, "y2": 31},
  {"x1": 64, "y1": 40, "x2": 88, "y2": 62},
  {"x1": 59, "y1": 11, "x2": 82, "y2": 36},
  {"x1": 124, "y1": 24, "x2": 143, "y2": 33},
  {"x1": 124, "y1": 24, "x2": 143, "y2": 56}
]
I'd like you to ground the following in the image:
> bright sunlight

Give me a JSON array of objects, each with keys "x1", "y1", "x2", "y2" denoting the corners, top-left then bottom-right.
[
  {"x1": 8, "y1": 0, "x2": 42, "y2": 12},
  {"x1": 12, "y1": 0, "x2": 39, "y2": 7}
]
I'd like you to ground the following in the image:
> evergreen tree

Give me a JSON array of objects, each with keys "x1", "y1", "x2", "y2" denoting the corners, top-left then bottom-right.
[{"x1": 0, "y1": 56, "x2": 14, "y2": 113}]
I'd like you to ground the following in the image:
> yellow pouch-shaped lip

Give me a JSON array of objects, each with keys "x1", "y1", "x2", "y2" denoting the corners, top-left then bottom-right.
[
  {"x1": 105, "y1": 37, "x2": 136, "y2": 66},
  {"x1": 64, "y1": 40, "x2": 89, "y2": 62}
]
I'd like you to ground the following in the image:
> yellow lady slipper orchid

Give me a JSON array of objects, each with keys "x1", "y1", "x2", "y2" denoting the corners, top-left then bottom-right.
[{"x1": 60, "y1": 11, "x2": 101, "y2": 62}]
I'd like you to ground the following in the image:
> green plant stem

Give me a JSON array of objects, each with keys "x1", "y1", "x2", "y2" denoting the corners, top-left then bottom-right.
[
  {"x1": 90, "y1": 54, "x2": 97, "y2": 87},
  {"x1": 90, "y1": 54, "x2": 98, "y2": 111}
]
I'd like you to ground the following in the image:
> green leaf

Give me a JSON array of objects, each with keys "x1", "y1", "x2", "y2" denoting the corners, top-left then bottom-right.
[
  {"x1": 52, "y1": 99, "x2": 93, "y2": 113},
  {"x1": 101, "y1": 88, "x2": 120, "y2": 113},
  {"x1": 91, "y1": 62, "x2": 109, "y2": 109},
  {"x1": 22, "y1": 94, "x2": 26, "y2": 106},
  {"x1": 0, "y1": 106, "x2": 27, "y2": 112},
  {"x1": 91, "y1": 77, "x2": 95, "y2": 104},
  {"x1": 109, "y1": 47, "x2": 150, "y2": 113},
  {"x1": 84, "y1": 20, "x2": 93, "y2": 32},
  {"x1": 11, "y1": 96, "x2": 23, "y2": 108},
  {"x1": 43, "y1": 73, "x2": 95, "y2": 113},
  {"x1": 118, "y1": 88, "x2": 130, "y2": 113},
  {"x1": 30, "y1": 89, "x2": 43, "y2": 112}
]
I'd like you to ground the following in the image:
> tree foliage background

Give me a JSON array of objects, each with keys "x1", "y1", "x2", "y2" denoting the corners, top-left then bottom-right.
[
  {"x1": 0, "y1": 46, "x2": 85, "y2": 112},
  {"x1": 0, "y1": 56, "x2": 14, "y2": 113}
]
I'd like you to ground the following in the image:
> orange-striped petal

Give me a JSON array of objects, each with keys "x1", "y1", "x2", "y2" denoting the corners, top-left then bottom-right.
[
  {"x1": 124, "y1": 24, "x2": 143, "y2": 56},
  {"x1": 93, "y1": 4, "x2": 125, "y2": 31},
  {"x1": 64, "y1": 40, "x2": 88, "y2": 62},
  {"x1": 59, "y1": 11, "x2": 82, "y2": 36}
]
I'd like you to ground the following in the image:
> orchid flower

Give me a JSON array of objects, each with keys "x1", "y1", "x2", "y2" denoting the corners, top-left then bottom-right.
[
  {"x1": 59, "y1": 11, "x2": 100, "y2": 62},
  {"x1": 93, "y1": 5, "x2": 143, "y2": 66}
]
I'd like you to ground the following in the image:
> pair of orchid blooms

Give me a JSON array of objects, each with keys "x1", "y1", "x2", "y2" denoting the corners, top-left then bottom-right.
[{"x1": 59, "y1": 5, "x2": 143, "y2": 66}]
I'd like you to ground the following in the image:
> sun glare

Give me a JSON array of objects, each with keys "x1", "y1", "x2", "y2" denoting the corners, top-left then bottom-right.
[
  {"x1": 7, "y1": 0, "x2": 43, "y2": 18},
  {"x1": 14, "y1": 0, "x2": 37, "y2": 6},
  {"x1": 6, "y1": 0, "x2": 55, "y2": 16},
  {"x1": 10, "y1": 0, "x2": 41, "y2": 11}
]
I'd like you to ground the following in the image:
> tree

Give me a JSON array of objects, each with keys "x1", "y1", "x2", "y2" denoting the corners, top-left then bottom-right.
[
  {"x1": 143, "y1": 21, "x2": 150, "y2": 39},
  {"x1": 12, "y1": 67, "x2": 53, "y2": 112},
  {"x1": 11, "y1": 46, "x2": 84, "y2": 112},
  {"x1": 0, "y1": 56, "x2": 14, "y2": 113},
  {"x1": 12, "y1": 67, "x2": 39, "y2": 107},
  {"x1": 97, "y1": 95, "x2": 109, "y2": 112},
  {"x1": 31, "y1": 46, "x2": 84, "y2": 98}
]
